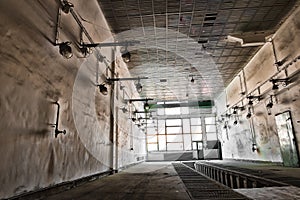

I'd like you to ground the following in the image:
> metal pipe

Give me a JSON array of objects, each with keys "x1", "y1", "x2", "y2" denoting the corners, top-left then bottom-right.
[
  {"x1": 84, "y1": 41, "x2": 140, "y2": 48},
  {"x1": 270, "y1": 39, "x2": 279, "y2": 71},
  {"x1": 69, "y1": 9, "x2": 94, "y2": 43},
  {"x1": 107, "y1": 77, "x2": 148, "y2": 82},
  {"x1": 55, "y1": 6, "x2": 61, "y2": 44},
  {"x1": 52, "y1": 101, "x2": 66, "y2": 138}
]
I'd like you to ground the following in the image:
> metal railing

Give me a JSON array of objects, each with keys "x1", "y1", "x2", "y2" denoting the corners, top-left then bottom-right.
[{"x1": 194, "y1": 162, "x2": 288, "y2": 189}]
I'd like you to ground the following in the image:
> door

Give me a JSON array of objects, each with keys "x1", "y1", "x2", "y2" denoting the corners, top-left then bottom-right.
[
  {"x1": 275, "y1": 111, "x2": 299, "y2": 167},
  {"x1": 192, "y1": 141, "x2": 204, "y2": 159}
]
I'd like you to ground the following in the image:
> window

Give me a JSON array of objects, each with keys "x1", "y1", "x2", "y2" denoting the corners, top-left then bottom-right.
[
  {"x1": 166, "y1": 127, "x2": 182, "y2": 134},
  {"x1": 165, "y1": 107, "x2": 181, "y2": 115},
  {"x1": 167, "y1": 135, "x2": 183, "y2": 142},
  {"x1": 191, "y1": 118, "x2": 201, "y2": 125},
  {"x1": 148, "y1": 144, "x2": 158, "y2": 151},
  {"x1": 146, "y1": 106, "x2": 217, "y2": 152},
  {"x1": 167, "y1": 143, "x2": 183, "y2": 151},
  {"x1": 166, "y1": 119, "x2": 181, "y2": 126},
  {"x1": 205, "y1": 117, "x2": 215, "y2": 124}
]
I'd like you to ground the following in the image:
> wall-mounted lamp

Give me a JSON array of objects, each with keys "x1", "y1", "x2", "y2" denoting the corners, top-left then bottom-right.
[
  {"x1": 252, "y1": 143, "x2": 258, "y2": 152},
  {"x1": 266, "y1": 95, "x2": 274, "y2": 115},
  {"x1": 246, "y1": 112, "x2": 252, "y2": 119},
  {"x1": 61, "y1": 0, "x2": 74, "y2": 14},
  {"x1": 247, "y1": 95, "x2": 261, "y2": 101},
  {"x1": 234, "y1": 105, "x2": 245, "y2": 113},
  {"x1": 144, "y1": 101, "x2": 150, "y2": 110},
  {"x1": 58, "y1": 42, "x2": 73, "y2": 59},
  {"x1": 223, "y1": 121, "x2": 228, "y2": 129},
  {"x1": 122, "y1": 51, "x2": 131, "y2": 63},
  {"x1": 247, "y1": 95, "x2": 261, "y2": 106},
  {"x1": 80, "y1": 45, "x2": 93, "y2": 57},
  {"x1": 233, "y1": 115, "x2": 239, "y2": 125},
  {"x1": 246, "y1": 107, "x2": 252, "y2": 119},
  {"x1": 97, "y1": 83, "x2": 108, "y2": 95},
  {"x1": 131, "y1": 117, "x2": 137, "y2": 122},
  {"x1": 270, "y1": 78, "x2": 290, "y2": 90},
  {"x1": 190, "y1": 76, "x2": 195, "y2": 83},
  {"x1": 135, "y1": 79, "x2": 143, "y2": 93},
  {"x1": 232, "y1": 107, "x2": 238, "y2": 115},
  {"x1": 248, "y1": 100, "x2": 253, "y2": 105}
]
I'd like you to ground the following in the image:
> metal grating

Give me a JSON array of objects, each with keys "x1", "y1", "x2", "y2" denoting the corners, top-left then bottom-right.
[
  {"x1": 98, "y1": 0, "x2": 297, "y2": 101},
  {"x1": 172, "y1": 163, "x2": 250, "y2": 200}
]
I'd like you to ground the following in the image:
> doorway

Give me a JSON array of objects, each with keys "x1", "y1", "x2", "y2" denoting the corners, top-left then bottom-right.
[{"x1": 275, "y1": 111, "x2": 299, "y2": 167}]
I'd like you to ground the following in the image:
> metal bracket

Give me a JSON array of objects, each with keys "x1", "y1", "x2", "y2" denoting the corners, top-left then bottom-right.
[{"x1": 52, "y1": 101, "x2": 66, "y2": 138}]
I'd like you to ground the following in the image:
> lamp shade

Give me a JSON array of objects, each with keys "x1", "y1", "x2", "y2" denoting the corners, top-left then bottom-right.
[
  {"x1": 122, "y1": 52, "x2": 131, "y2": 63},
  {"x1": 135, "y1": 82, "x2": 143, "y2": 93},
  {"x1": 99, "y1": 84, "x2": 108, "y2": 95},
  {"x1": 144, "y1": 102, "x2": 150, "y2": 110},
  {"x1": 59, "y1": 42, "x2": 73, "y2": 59}
]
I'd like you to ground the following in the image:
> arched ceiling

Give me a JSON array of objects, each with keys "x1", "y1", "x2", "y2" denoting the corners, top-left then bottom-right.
[{"x1": 98, "y1": 0, "x2": 297, "y2": 102}]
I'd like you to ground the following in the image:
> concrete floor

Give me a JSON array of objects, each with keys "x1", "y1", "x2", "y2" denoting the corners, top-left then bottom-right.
[
  {"x1": 21, "y1": 161, "x2": 300, "y2": 200},
  {"x1": 43, "y1": 162, "x2": 191, "y2": 200}
]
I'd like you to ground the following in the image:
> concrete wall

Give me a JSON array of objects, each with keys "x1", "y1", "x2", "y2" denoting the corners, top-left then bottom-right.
[
  {"x1": 0, "y1": 0, "x2": 146, "y2": 198},
  {"x1": 215, "y1": 5, "x2": 300, "y2": 163}
]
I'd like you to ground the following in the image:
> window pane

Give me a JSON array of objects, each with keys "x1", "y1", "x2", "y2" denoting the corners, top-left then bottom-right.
[
  {"x1": 191, "y1": 126, "x2": 202, "y2": 133},
  {"x1": 167, "y1": 135, "x2": 183, "y2": 142},
  {"x1": 207, "y1": 132, "x2": 217, "y2": 141},
  {"x1": 192, "y1": 142, "x2": 197, "y2": 150},
  {"x1": 147, "y1": 135, "x2": 157, "y2": 143},
  {"x1": 158, "y1": 120, "x2": 165, "y2": 134},
  {"x1": 147, "y1": 127, "x2": 156, "y2": 135},
  {"x1": 205, "y1": 117, "x2": 215, "y2": 124},
  {"x1": 181, "y1": 107, "x2": 189, "y2": 114},
  {"x1": 183, "y1": 119, "x2": 190, "y2": 133},
  {"x1": 192, "y1": 134, "x2": 202, "y2": 141},
  {"x1": 167, "y1": 143, "x2": 183, "y2": 151},
  {"x1": 207, "y1": 141, "x2": 218, "y2": 149},
  {"x1": 183, "y1": 134, "x2": 192, "y2": 150},
  {"x1": 157, "y1": 108, "x2": 165, "y2": 115},
  {"x1": 198, "y1": 142, "x2": 203, "y2": 149},
  {"x1": 166, "y1": 119, "x2": 181, "y2": 126},
  {"x1": 165, "y1": 107, "x2": 181, "y2": 115},
  {"x1": 206, "y1": 125, "x2": 216, "y2": 133},
  {"x1": 166, "y1": 127, "x2": 182, "y2": 134},
  {"x1": 147, "y1": 144, "x2": 158, "y2": 151},
  {"x1": 158, "y1": 135, "x2": 166, "y2": 151},
  {"x1": 190, "y1": 118, "x2": 201, "y2": 125}
]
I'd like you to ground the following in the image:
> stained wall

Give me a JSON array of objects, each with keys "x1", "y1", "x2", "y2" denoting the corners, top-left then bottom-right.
[
  {"x1": 215, "y1": 5, "x2": 300, "y2": 163},
  {"x1": 0, "y1": 0, "x2": 146, "y2": 198}
]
